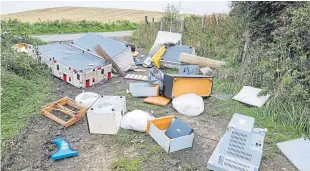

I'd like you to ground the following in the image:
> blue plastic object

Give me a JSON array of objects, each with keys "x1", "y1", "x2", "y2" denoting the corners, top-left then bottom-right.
[{"x1": 51, "y1": 138, "x2": 78, "y2": 161}]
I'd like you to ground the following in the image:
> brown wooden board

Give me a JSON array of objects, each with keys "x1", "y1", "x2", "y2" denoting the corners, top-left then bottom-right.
[
  {"x1": 94, "y1": 45, "x2": 126, "y2": 77},
  {"x1": 41, "y1": 96, "x2": 87, "y2": 127},
  {"x1": 143, "y1": 96, "x2": 171, "y2": 106}
]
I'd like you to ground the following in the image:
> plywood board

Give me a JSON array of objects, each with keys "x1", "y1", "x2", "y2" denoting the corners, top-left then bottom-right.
[
  {"x1": 180, "y1": 53, "x2": 225, "y2": 68},
  {"x1": 143, "y1": 96, "x2": 171, "y2": 106}
]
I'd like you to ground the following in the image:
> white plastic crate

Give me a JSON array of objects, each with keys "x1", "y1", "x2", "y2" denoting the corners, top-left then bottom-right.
[{"x1": 87, "y1": 96, "x2": 126, "y2": 134}]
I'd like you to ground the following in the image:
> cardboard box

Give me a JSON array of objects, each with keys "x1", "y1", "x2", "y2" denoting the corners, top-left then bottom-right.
[
  {"x1": 147, "y1": 116, "x2": 194, "y2": 153},
  {"x1": 163, "y1": 74, "x2": 213, "y2": 98},
  {"x1": 86, "y1": 96, "x2": 126, "y2": 134}
]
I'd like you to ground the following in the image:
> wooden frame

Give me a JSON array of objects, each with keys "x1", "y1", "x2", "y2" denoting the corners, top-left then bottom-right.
[{"x1": 41, "y1": 96, "x2": 87, "y2": 127}]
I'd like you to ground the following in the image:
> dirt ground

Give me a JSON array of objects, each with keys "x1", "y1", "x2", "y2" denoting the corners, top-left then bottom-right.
[{"x1": 1, "y1": 37, "x2": 297, "y2": 171}]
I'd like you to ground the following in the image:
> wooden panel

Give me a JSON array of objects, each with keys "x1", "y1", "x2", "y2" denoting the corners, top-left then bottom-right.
[
  {"x1": 143, "y1": 96, "x2": 171, "y2": 106},
  {"x1": 146, "y1": 115, "x2": 175, "y2": 134},
  {"x1": 172, "y1": 77, "x2": 212, "y2": 97},
  {"x1": 179, "y1": 52, "x2": 225, "y2": 68}
]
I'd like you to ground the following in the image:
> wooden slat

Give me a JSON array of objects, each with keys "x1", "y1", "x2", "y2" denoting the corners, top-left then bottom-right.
[
  {"x1": 42, "y1": 110, "x2": 67, "y2": 126},
  {"x1": 94, "y1": 45, "x2": 126, "y2": 77},
  {"x1": 41, "y1": 96, "x2": 88, "y2": 127},
  {"x1": 67, "y1": 100, "x2": 87, "y2": 109},
  {"x1": 56, "y1": 104, "x2": 75, "y2": 114}
]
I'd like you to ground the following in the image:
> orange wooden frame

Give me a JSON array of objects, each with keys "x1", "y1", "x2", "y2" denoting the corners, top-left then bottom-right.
[{"x1": 41, "y1": 96, "x2": 87, "y2": 127}]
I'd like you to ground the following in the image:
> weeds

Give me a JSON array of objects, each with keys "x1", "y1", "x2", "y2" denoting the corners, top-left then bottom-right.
[
  {"x1": 1, "y1": 19, "x2": 137, "y2": 35},
  {"x1": 112, "y1": 158, "x2": 141, "y2": 171}
]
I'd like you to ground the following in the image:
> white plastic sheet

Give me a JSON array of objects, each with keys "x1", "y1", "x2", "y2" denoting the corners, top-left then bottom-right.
[
  {"x1": 233, "y1": 86, "x2": 271, "y2": 107},
  {"x1": 172, "y1": 93, "x2": 204, "y2": 117},
  {"x1": 120, "y1": 110, "x2": 155, "y2": 132},
  {"x1": 75, "y1": 92, "x2": 99, "y2": 108}
]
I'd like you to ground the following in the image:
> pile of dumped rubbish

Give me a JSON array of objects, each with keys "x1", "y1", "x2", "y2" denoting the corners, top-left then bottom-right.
[{"x1": 14, "y1": 31, "x2": 310, "y2": 171}]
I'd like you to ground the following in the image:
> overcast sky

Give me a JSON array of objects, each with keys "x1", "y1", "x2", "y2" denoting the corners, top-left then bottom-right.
[{"x1": 1, "y1": 1, "x2": 231, "y2": 15}]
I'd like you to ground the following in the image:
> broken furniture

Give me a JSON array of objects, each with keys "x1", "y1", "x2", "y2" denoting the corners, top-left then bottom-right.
[
  {"x1": 71, "y1": 33, "x2": 136, "y2": 72},
  {"x1": 160, "y1": 45, "x2": 195, "y2": 69},
  {"x1": 128, "y1": 83, "x2": 159, "y2": 97},
  {"x1": 94, "y1": 44, "x2": 126, "y2": 77},
  {"x1": 233, "y1": 86, "x2": 271, "y2": 107},
  {"x1": 38, "y1": 43, "x2": 112, "y2": 88},
  {"x1": 163, "y1": 74, "x2": 213, "y2": 98},
  {"x1": 147, "y1": 115, "x2": 194, "y2": 153},
  {"x1": 207, "y1": 113, "x2": 267, "y2": 171},
  {"x1": 87, "y1": 96, "x2": 126, "y2": 134},
  {"x1": 277, "y1": 137, "x2": 310, "y2": 171},
  {"x1": 124, "y1": 74, "x2": 148, "y2": 82},
  {"x1": 179, "y1": 52, "x2": 226, "y2": 68},
  {"x1": 41, "y1": 96, "x2": 87, "y2": 127},
  {"x1": 178, "y1": 64, "x2": 199, "y2": 75},
  {"x1": 51, "y1": 138, "x2": 78, "y2": 161},
  {"x1": 152, "y1": 45, "x2": 167, "y2": 68},
  {"x1": 143, "y1": 96, "x2": 171, "y2": 106}
]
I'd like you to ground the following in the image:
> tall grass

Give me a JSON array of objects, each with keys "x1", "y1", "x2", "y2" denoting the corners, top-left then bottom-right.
[{"x1": 1, "y1": 19, "x2": 137, "y2": 35}]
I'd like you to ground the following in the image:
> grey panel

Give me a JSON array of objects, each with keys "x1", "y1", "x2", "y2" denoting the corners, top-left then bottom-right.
[
  {"x1": 162, "y1": 45, "x2": 194, "y2": 63},
  {"x1": 277, "y1": 138, "x2": 310, "y2": 171},
  {"x1": 72, "y1": 33, "x2": 129, "y2": 58},
  {"x1": 38, "y1": 43, "x2": 108, "y2": 71},
  {"x1": 163, "y1": 74, "x2": 174, "y2": 98},
  {"x1": 129, "y1": 83, "x2": 158, "y2": 97}
]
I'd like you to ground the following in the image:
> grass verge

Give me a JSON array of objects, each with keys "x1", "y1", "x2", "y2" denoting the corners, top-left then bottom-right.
[
  {"x1": 211, "y1": 78, "x2": 309, "y2": 158},
  {"x1": 1, "y1": 68, "x2": 54, "y2": 146},
  {"x1": 1, "y1": 19, "x2": 137, "y2": 35}
]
